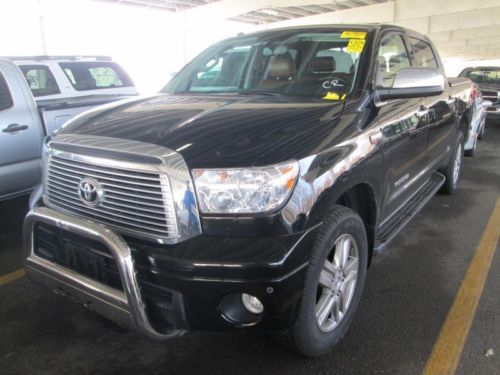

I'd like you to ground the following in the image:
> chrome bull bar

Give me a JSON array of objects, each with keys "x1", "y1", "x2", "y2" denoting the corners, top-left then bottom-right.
[{"x1": 24, "y1": 206, "x2": 185, "y2": 341}]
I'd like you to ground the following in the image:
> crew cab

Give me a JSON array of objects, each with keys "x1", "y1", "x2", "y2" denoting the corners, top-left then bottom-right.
[
  {"x1": 459, "y1": 66, "x2": 500, "y2": 119},
  {"x1": 0, "y1": 58, "x2": 137, "y2": 200},
  {"x1": 24, "y1": 25, "x2": 471, "y2": 357}
]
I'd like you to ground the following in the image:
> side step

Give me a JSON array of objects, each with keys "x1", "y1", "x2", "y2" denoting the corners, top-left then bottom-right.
[{"x1": 374, "y1": 172, "x2": 445, "y2": 254}]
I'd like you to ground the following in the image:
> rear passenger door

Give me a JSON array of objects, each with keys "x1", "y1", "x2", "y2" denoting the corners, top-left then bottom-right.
[
  {"x1": 411, "y1": 37, "x2": 456, "y2": 169},
  {"x1": 376, "y1": 32, "x2": 430, "y2": 222},
  {"x1": 0, "y1": 63, "x2": 44, "y2": 199}
]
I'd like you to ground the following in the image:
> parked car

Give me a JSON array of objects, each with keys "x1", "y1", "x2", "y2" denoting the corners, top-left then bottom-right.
[
  {"x1": 459, "y1": 66, "x2": 500, "y2": 119},
  {"x1": 0, "y1": 58, "x2": 137, "y2": 201},
  {"x1": 8, "y1": 55, "x2": 137, "y2": 100},
  {"x1": 463, "y1": 83, "x2": 491, "y2": 156},
  {"x1": 24, "y1": 25, "x2": 472, "y2": 357}
]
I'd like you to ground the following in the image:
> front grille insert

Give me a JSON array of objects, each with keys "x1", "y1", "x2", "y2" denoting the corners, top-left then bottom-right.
[
  {"x1": 44, "y1": 150, "x2": 178, "y2": 242},
  {"x1": 481, "y1": 90, "x2": 499, "y2": 104}
]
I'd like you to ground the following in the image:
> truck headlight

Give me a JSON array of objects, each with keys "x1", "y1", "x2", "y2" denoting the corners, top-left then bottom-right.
[{"x1": 192, "y1": 161, "x2": 299, "y2": 214}]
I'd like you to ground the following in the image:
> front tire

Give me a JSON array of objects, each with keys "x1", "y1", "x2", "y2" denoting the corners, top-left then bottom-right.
[
  {"x1": 440, "y1": 133, "x2": 464, "y2": 195},
  {"x1": 477, "y1": 121, "x2": 485, "y2": 140},
  {"x1": 276, "y1": 205, "x2": 368, "y2": 357}
]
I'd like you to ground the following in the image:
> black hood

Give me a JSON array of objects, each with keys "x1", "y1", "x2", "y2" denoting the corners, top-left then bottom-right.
[{"x1": 60, "y1": 93, "x2": 345, "y2": 168}]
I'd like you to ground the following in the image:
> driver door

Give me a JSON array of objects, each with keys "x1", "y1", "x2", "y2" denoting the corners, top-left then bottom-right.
[{"x1": 376, "y1": 32, "x2": 430, "y2": 222}]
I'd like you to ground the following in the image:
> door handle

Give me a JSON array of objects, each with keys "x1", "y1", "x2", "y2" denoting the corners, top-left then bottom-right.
[{"x1": 2, "y1": 123, "x2": 28, "y2": 133}]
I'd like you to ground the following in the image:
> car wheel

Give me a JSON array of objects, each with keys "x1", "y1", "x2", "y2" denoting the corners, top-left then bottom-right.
[
  {"x1": 477, "y1": 122, "x2": 485, "y2": 140},
  {"x1": 440, "y1": 133, "x2": 464, "y2": 195},
  {"x1": 275, "y1": 205, "x2": 368, "y2": 357},
  {"x1": 464, "y1": 135, "x2": 476, "y2": 157}
]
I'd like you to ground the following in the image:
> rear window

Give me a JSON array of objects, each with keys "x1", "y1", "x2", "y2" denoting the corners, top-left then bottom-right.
[
  {"x1": 59, "y1": 62, "x2": 133, "y2": 91},
  {"x1": 0, "y1": 72, "x2": 13, "y2": 111},
  {"x1": 19, "y1": 64, "x2": 61, "y2": 97},
  {"x1": 462, "y1": 68, "x2": 500, "y2": 85}
]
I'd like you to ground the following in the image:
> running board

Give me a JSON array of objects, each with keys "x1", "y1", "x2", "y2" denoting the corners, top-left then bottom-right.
[{"x1": 374, "y1": 172, "x2": 445, "y2": 254}]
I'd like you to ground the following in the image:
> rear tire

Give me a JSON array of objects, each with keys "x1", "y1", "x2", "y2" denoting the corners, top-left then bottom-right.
[
  {"x1": 274, "y1": 205, "x2": 368, "y2": 357},
  {"x1": 440, "y1": 133, "x2": 464, "y2": 195}
]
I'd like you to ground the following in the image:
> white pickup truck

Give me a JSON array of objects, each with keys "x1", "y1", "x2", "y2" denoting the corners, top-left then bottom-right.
[{"x1": 0, "y1": 57, "x2": 137, "y2": 200}]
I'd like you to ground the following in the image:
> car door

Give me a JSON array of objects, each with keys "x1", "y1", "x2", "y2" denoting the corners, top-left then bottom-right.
[
  {"x1": 376, "y1": 32, "x2": 430, "y2": 222},
  {"x1": 0, "y1": 61, "x2": 44, "y2": 200},
  {"x1": 410, "y1": 37, "x2": 456, "y2": 170}
]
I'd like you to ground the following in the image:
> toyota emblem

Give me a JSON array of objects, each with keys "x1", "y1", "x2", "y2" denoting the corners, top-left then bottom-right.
[{"x1": 78, "y1": 177, "x2": 103, "y2": 206}]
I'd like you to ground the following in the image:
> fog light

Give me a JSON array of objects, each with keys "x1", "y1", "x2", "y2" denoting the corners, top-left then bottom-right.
[{"x1": 241, "y1": 293, "x2": 264, "y2": 314}]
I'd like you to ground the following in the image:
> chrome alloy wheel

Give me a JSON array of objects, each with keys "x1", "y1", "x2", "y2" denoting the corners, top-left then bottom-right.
[
  {"x1": 453, "y1": 142, "x2": 462, "y2": 185},
  {"x1": 315, "y1": 234, "x2": 359, "y2": 333}
]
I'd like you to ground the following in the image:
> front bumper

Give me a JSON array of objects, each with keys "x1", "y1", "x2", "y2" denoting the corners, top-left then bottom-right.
[{"x1": 24, "y1": 207, "x2": 318, "y2": 339}]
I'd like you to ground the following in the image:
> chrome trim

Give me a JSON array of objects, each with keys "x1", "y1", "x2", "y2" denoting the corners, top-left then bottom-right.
[
  {"x1": 43, "y1": 134, "x2": 202, "y2": 244},
  {"x1": 24, "y1": 207, "x2": 185, "y2": 341}
]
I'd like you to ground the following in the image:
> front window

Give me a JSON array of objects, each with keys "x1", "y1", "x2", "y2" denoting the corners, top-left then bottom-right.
[
  {"x1": 164, "y1": 29, "x2": 369, "y2": 100},
  {"x1": 463, "y1": 68, "x2": 500, "y2": 85}
]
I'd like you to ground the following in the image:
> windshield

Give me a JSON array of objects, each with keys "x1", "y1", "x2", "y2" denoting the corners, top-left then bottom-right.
[
  {"x1": 464, "y1": 68, "x2": 500, "y2": 85},
  {"x1": 163, "y1": 29, "x2": 369, "y2": 100}
]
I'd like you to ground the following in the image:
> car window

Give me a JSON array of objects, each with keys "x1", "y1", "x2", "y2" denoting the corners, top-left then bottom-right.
[
  {"x1": 410, "y1": 38, "x2": 438, "y2": 68},
  {"x1": 0, "y1": 72, "x2": 14, "y2": 111},
  {"x1": 377, "y1": 34, "x2": 411, "y2": 88},
  {"x1": 59, "y1": 62, "x2": 133, "y2": 91},
  {"x1": 19, "y1": 65, "x2": 61, "y2": 97},
  {"x1": 463, "y1": 68, "x2": 500, "y2": 84}
]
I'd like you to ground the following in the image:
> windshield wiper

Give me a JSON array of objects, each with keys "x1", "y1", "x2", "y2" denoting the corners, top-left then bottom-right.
[{"x1": 234, "y1": 91, "x2": 284, "y2": 97}]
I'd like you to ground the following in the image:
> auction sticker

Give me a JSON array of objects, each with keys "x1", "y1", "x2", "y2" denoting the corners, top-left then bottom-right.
[
  {"x1": 341, "y1": 31, "x2": 367, "y2": 39},
  {"x1": 346, "y1": 39, "x2": 366, "y2": 53}
]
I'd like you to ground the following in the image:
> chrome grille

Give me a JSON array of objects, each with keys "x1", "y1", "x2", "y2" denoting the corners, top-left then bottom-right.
[
  {"x1": 481, "y1": 90, "x2": 499, "y2": 104},
  {"x1": 44, "y1": 150, "x2": 178, "y2": 242}
]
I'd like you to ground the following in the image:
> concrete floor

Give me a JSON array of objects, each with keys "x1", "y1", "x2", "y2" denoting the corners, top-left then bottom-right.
[{"x1": 0, "y1": 123, "x2": 499, "y2": 375}]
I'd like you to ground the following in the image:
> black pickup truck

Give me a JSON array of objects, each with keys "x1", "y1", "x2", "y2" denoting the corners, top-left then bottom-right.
[{"x1": 25, "y1": 24, "x2": 472, "y2": 357}]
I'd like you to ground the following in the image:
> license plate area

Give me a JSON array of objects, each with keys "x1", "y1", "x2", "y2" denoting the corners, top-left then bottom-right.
[{"x1": 34, "y1": 222, "x2": 123, "y2": 291}]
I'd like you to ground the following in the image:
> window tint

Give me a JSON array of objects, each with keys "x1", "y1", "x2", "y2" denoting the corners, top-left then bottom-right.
[
  {"x1": 59, "y1": 62, "x2": 133, "y2": 91},
  {"x1": 19, "y1": 65, "x2": 60, "y2": 97},
  {"x1": 377, "y1": 34, "x2": 411, "y2": 88},
  {"x1": 410, "y1": 38, "x2": 438, "y2": 68},
  {"x1": 0, "y1": 72, "x2": 13, "y2": 111}
]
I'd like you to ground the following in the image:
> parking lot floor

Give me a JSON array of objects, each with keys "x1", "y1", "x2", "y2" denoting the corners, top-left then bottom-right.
[{"x1": 0, "y1": 123, "x2": 499, "y2": 375}]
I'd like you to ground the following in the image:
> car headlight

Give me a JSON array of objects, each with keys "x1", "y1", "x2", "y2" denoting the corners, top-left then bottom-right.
[{"x1": 192, "y1": 161, "x2": 299, "y2": 214}]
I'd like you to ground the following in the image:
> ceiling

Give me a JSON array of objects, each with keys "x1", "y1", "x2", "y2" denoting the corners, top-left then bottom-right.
[
  {"x1": 229, "y1": 1, "x2": 389, "y2": 25},
  {"x1": 94, "y1": 0, "x2": 219, "y2": 12},
  {"x1": 92, "y1": 0, "x2": 500, "y2": 60}
]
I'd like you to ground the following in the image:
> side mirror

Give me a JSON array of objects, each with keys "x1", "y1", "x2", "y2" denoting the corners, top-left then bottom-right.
[
  {"x1": 481, "y1": 100, "x2": 493, "y2": 108},
  {"x1": 376, "y1": 68, "x2": 445, "y2": 101}
]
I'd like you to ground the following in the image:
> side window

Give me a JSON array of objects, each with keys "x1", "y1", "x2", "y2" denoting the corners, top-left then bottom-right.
[
  {"x1": 0, "y1": 72, "x2": 13, "y2": 111},
  {"x1": 88, "y1": 67, "x2": 123, "y2": 88},
  {"x1": 377, "y1": 34, "x2": 411, "y2": 88},
  {"x1": 59, "y1": 62, "x2": 133, "y2": 91},
  {"x1": 19, "y1": 65, "x2": 61, "y2": 97},
  {"x1": 410, "y1": 38, "x2": 438, "y2": 68}
]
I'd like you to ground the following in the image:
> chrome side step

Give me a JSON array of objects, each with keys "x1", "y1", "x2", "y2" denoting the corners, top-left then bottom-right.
[
  {"x1": 24, "y1": 207, "x2": 185, "y2": 341},
  {"x1": 374, "y1": 172, "x2": 445, "y2": 254}
]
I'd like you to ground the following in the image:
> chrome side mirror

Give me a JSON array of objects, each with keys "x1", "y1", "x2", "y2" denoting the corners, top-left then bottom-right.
[{"x1": 376, "y1": 68, "x2": 445, "y2": 101}]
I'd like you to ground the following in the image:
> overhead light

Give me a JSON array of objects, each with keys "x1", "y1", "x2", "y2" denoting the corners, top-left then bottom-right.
[{"x1": 261, "y1": 8, "x2": 278, "y2": 16}]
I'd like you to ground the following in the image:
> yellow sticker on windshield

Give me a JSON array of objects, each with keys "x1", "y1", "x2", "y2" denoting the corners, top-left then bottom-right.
[
  {"x1": 323, "y1": 92, "x2": 346, "y2": 101},
  {"x1": 341, "y1": 31, "x2": 367, "y2": 39},
  {"x1": 346, "y1": 39, "x2": 366, "y2": 53}
]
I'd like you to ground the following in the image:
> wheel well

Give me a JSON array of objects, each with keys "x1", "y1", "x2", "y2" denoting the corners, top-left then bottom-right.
[{"x1": 336, "y1": 184, "x2": 377, "y2": 266}]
